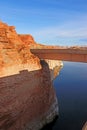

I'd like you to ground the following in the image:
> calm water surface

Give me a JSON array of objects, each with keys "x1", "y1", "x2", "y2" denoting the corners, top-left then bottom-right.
[{"x1": 42, "y1": 61, "x2": 87, "y2": 130}]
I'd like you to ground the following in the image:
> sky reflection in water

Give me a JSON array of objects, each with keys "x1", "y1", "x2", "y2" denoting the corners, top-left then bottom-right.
[{"x1": 53, "y1": 61, "x2": 87, "y2": 130}]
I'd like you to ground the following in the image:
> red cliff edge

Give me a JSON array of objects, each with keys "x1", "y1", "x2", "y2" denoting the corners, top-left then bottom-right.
[{"x1": 0, "y1": 21, "x2": 62, "y2": 130}]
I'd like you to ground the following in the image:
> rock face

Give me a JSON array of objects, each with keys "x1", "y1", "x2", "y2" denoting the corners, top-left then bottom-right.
[
  {"x1": 45, "y1": 60, "x2": 63, "y2": 80},
  {"x1": 0, "y1": 21, "x2": 41, "y2": 76},
  {"x1": 18, "y1": 34, "x2": 36, "y2": 45},
  {"x1": 0, "y1": 21, "x2": 63, "y2": 130}
]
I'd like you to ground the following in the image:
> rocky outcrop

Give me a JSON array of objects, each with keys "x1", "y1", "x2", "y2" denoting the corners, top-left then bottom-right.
[
  {"x1": 0, "y1": 21, "x2": 41, "y2": 76},
  {"x1": 45, "y1": 60, "x2": 63, "y2": 80},
  {"x1": 18, "y1": 34, "x2": 36, "y2": 45},
  {"x1": 0, "y1": 21, "x2": 63, "y2": 130}
]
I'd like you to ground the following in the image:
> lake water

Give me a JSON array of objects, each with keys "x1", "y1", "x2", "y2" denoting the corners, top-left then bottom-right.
[{"x1": 42, "y1": 61, "x2": 87, "y2": 130}]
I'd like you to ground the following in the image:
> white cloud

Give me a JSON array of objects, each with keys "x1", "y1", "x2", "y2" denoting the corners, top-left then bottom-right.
[{"x1": 33, "y1": 14, "x2": 87, "y2": 39}]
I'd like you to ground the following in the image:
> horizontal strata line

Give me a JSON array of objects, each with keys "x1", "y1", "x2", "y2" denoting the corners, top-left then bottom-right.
[{"x1": 30, "y1": 49, "x2": 87, "y2": 54}]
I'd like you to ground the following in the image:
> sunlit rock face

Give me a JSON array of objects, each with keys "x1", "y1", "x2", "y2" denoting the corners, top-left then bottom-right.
[
  {"x1": 45, "y1": 60, "x2": 63, "y2": 80},
  {"x1": 18, "y1": 34, "x2": 36, "y2": 45},
  {"x1": 0, "y1": 21, "x2": 63, "y2": 130},
  {"x1": 0, "y1": 21, "x2": 41, "y2": 76}
]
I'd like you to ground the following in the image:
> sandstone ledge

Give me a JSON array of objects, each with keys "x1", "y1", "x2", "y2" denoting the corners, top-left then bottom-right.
[{"x1": 0, "y1": 21, "x2": 63, "y2": 130}]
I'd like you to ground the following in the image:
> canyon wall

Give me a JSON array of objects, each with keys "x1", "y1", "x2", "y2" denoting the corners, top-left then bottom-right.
[{"x1": 0, "y1": 21, "x2": 63, "y2": 130}]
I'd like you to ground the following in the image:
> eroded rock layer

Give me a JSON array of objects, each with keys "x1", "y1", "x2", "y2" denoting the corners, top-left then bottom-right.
[
  {"x1": 0, "y1": 21, "x2": 62, "y2": 130},
  {"x1": 0, "y1": 21, "x2": 41, "y2": 76}
]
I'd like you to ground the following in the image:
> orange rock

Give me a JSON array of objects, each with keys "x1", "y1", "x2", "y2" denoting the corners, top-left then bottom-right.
[
  {"x1": 18, "y1": 34, "x2": 36, "y2": 45},
  {"x1": 0, "y1": 21, "x2": 41, "y2": 74},
  {"x1": 0, "y1": 21, "x2": 61, "y2": 130}
]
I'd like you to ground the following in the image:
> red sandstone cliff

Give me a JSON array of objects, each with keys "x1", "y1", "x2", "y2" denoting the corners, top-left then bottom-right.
[
  {"x1": 18, "y1": 34, "x2": 36, "y2": 45},
  {"x1": 0, "y1": 21, "x2": 62, "y2": 130},
  {"x1": 0, "y1": 21, "x2": 41, "y2": 76}
]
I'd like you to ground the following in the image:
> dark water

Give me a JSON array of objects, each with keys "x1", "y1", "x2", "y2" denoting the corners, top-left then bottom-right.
[{"x1": 42, "y1": 61, "x2": 87, "y2": 130}]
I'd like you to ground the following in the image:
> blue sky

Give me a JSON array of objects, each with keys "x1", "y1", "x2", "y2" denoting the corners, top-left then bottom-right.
[{"x1": 0, "y1": 0, "x2": 87, "y2": 46}]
